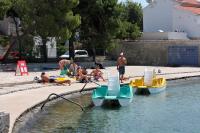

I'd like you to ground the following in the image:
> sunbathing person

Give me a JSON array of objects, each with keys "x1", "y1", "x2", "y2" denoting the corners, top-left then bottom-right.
[
  {"x1": 41, "y1": 72, "x2": 71, "y2": 85},
  {"x1": 76, "y1": 67, "x2": 90, "y2": 83},
  {"x1": 90, "y1": 65, "x2": 105, "y2": 81}
]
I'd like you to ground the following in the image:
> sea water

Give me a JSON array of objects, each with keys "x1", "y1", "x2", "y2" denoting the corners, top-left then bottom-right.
[{"x1": 14, "y1": 79, "x2": 200, "y2": 133}]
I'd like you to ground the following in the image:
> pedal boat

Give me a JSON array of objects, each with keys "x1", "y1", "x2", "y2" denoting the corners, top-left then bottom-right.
[
  {"x1": 130, "y1": 77, "x2": 166, "y2": 94},
  {"x1": 92, "y1": 85, "x2": 133, "y2": 106},
  {"x1": 92, "y1": 72, "x2": 133, "y2": 106}
]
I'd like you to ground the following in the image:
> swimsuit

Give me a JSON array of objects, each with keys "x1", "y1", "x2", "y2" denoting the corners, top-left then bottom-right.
[{"x1": 118, "y1": 66, "x2": 125, "y2": 75}]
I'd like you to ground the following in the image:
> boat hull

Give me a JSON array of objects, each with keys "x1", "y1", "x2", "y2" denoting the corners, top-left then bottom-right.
[
  {"x1": 92, "y1": 98, "x2": 133, "y2": 107},
  {"x1": 92, "y1": 99, "x2": 104, "y2": 106},
  {"x1": 148, "y1": 86, "x2": 166, "y2": 94},
  {"x1": 133, "y1": 86, "x2": 166, "y2": 94},
  {"x1": 92, "y1": 85, "x2": 133, "y2": 107},
  {"x1": 118, "y1": 98, "x2": 133, "y2": 106}
]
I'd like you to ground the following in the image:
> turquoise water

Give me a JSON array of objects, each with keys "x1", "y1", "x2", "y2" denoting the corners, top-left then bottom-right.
[{"x1": 15, "y1": 79, "x2": 200, "y2": 133}]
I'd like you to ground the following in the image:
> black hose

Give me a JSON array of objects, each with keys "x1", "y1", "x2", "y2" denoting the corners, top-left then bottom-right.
[{"x1": 41, "y1": 93, "x2": 84, "y2": 111}]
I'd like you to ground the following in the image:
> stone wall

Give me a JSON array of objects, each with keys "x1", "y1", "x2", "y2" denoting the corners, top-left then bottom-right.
[
  {"x1": 110, "y1": 40, "x2": 200, "y2": 66},
  {"x1": 0, "y1": 112, "x2": 9, "y2": 133},
  {"x1": 141, "y1": 32, "x2": 188, "y2": 40}
]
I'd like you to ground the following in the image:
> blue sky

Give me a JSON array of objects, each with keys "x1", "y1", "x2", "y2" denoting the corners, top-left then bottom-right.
[{"x1": 118, "y1": 0, "x2": 148, "y2": 7}]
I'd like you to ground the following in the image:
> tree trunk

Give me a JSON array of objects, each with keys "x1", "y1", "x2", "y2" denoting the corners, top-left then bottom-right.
[
  {"x1": 92, "y1": 45, "x2": 96, "y2": 62},
  {"x1": 1, "y1": 38, "x2": 16, "y2": 63},
  {"x1": 69, "y1": 36, "x2": 75, "y2": 61},
  {"x1": 42, "y1": 39, "x2": 47, "y2": 62},
  {"x1": 12, "y1": 16, "x2": 22, "y2": 59}
]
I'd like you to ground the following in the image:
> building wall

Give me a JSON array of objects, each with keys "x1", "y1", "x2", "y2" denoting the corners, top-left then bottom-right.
[
  {"x1": 0, "y1": 20, "x2": 9, "y2": 35},
  {"x1": 46, "y1": 37, "x2": 57, "y2": 58},
  {"x1": 110, "y1": 40, "x2": 200, "y2": 66},
  {"x1": 173, "y1": 9, "x2": 200, "y2": 39},
  {"x1": 143, "y1": 0, "x2": 174, "y2": 32},
  {"x1": 144, "y1": 0, "x2": 200, "y2": 38},
  {"x1": 141, "y1": 32, "x2": 188, "y2": 40},
  {"x1": 0, "y1": 17, "x2": 16, "y2": 36}
]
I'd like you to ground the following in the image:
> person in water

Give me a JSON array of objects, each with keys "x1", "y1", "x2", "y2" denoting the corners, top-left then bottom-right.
[
  {"x1": 117, "y1": 52, "x2": 127, "y2": 83},
  {"x1": 41, "y1": 72, "x2": 71, "y2": 85}
]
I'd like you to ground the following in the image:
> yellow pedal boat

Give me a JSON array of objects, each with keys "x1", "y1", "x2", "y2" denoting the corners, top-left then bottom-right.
[
  {"x1": 130, "y1": 68, "x2": 167, "y2": 94},
  {"x1": 130, "y1": 77, "x2": 166, "y2": 94}
]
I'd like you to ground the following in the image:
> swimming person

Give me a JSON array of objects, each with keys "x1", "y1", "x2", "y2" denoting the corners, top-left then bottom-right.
[{"x1": 117, "y1": 52, "x2": 127, "y2": 83}]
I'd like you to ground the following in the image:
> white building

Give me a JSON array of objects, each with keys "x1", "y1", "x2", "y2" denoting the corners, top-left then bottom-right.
[
  {"x1": 0, "y1": 17, "x2": 20, "y2": 36},
  {"x1": 143, "y1": 0, "x2": 200, "y2": 39},
  {"x1": 33, "y1": 36, "x2": 57, "y2": 58},
  {"x1": 0, "y1": 17, "x2": 57, "y2": 59}
]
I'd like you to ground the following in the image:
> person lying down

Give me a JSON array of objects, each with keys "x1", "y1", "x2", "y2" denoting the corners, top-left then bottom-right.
[{"x1": 41, "y1": 72, "x2": 71, "y2": 85}]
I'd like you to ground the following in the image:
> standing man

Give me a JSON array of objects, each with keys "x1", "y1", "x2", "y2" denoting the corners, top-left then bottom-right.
[{"x1": 117, "y1": 52, "x2": 127, "y2": 83}]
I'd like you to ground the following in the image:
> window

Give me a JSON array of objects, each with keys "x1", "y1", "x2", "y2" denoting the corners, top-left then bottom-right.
[{"x1": 75, "y1": 51, "x2": 87, "y2": 55}]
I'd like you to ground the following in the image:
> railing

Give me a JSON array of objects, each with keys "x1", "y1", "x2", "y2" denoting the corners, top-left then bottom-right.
[
  {"x1": 79, "y1": 80, "x2": 101, "y2": 93},
  {"x1": 40, "y1": 81, "x2": 100, "y2": 111},
  {"x1": 41, "y1": 93, "x2": 85, "y2": 111}
]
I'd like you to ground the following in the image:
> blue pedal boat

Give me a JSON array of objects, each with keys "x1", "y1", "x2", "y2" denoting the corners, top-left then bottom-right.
[{"x1": 92, "y1": 73, "x2": 133, "y2": 106}]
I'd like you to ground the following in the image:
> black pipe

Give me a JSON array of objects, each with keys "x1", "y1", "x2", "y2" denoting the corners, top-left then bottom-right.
[
  {"x1": 90, "y1": 80, "x2": 101, "y2": 86},
  {"x1": 79, "y1": 80, "x2": 101, "y2": 93},
  {"x1": 79, "y1": 82, "x2": 88, "y2": 93},
  {"x1": 41, "y1": 93, "x2": 84, "y2": 111}
]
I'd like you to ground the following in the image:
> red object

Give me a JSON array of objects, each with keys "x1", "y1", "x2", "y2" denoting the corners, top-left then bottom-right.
[
  {"x1": 10, "y1": 51, "x2": 19, "y2": 58},
  {"x1": 177, "y1": 6, "x2": 200, "y2": 15},
  {"x1": 176, "y1": 0, "x2": 200, "y2": 15},
  {"x1": 15, "y1": 60, "x2": 28, "y2": 76}
]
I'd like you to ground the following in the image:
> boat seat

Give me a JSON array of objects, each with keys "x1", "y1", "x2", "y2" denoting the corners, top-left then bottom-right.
[
  {"x1": 135, "y1": 79, "x2": 144, "y2": 86},
  {"x1": 119, "y1": 86, "x2": 132, "y2": 98},
  {"x1": 94, "y1": 86, "x2": 108, "y2": 98}
]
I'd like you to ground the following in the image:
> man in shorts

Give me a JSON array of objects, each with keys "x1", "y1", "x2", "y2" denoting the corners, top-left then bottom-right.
[{"x1": 117, "y1": 52, "x2": 127, "y2": 83}]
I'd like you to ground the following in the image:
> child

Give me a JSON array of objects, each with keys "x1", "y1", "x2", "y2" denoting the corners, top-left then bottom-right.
[
  {"x1": 76, "y1": 67, "x2": 89, "y2": 83},
  {"x1": 90, "y1": 65, "x2": 105, "y2": 81}
]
